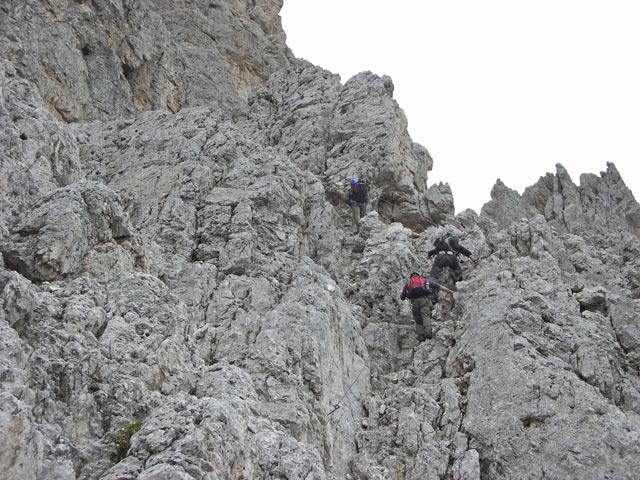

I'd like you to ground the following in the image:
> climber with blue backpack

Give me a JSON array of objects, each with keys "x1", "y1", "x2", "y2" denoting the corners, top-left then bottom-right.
[
  {"x1": 347, "y1": 177, "x2": 368, "y2": 233},
  {"x1": 400, "y1": 272, "x2": 455, "y2": 341},
  {"x1": 428, "y1": 232, "x2": 477, "y2": 287}
]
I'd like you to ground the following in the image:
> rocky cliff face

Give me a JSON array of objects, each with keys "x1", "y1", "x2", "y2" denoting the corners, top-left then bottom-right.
[{"x1": 2, "y1": 1, "x2": 640, "y2": 479}]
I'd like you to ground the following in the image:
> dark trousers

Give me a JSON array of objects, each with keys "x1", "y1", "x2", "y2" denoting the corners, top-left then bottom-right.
[{"x1": 430, "y1": 253, "x2": 462, "y2": 283}]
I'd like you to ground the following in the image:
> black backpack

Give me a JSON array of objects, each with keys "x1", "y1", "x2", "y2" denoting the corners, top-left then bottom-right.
[
  {"x1": 433, "y1": 232, "x2": 457, "y2": 252},
  {"x1": 352, "y1": 181, "x2": 367, "y2": 203}
]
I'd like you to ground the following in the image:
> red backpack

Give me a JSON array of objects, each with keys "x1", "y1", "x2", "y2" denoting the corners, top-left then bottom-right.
[{"x1": 408, "y1": 274, "x2": 427, "y2": 295}]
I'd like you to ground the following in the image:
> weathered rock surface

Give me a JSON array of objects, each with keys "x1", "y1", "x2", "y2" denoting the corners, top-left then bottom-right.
[
  {"x1": 1, "y1": 0, "x2": 292, "y2": 121},
  {"x1": 2, "y1": 1, "x2": 640, "y2": 479}
]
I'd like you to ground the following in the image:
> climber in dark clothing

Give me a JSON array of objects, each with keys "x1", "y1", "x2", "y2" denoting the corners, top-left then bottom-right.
[
  {"x1": 347, "y1": 177, "x2": 368, "y2": 232},
  {"x1": 428, "y1": 233, "x2": 477, "y2": 285},
  {"x1": 430, "y1": 254, "x2": 463, "y2": 286},
  {"x1": 400, "y1": 273, "x2": 455, "y2": 341}
]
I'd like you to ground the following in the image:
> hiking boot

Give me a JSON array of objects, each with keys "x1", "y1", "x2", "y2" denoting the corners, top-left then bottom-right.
[{"x1": 417, "y1": 332, "x2": 433, "y2": 342}]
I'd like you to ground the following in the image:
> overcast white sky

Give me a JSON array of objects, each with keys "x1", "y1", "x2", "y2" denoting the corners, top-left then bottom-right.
[{"x1": 280, "y1": 0, "x2": 640, "y2": 214}]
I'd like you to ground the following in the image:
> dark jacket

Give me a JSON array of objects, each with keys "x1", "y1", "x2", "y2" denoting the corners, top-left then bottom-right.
[
  {"x1": 348, "y1": 181, "x2": 368, "y2": 204},
  {"x1": 400, "y1": 279, "x2": 441, "y2": 300},
  {"x1": 428, "y1": 236, "x2": 472, "y2": 258}
]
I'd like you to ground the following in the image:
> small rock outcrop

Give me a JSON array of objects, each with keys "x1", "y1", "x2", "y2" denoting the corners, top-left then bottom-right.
[{"x1": 2, "y1": 1, "x2": 640, "y2": 479}]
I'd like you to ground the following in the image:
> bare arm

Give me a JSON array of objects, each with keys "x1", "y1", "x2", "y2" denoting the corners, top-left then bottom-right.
[{"x1": 439, "y1": 284, "x2": 456, "y2": 295}]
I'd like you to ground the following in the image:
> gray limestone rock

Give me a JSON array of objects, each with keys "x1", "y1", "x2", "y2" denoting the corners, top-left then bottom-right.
[
  {"x1": 0, "y1": 0, "x2": 293, "y2": 121},
  {"x1": 480, "y1": 178, "x2": 527, "y2": 230},
  {"x1": 2, "y1": 1, "x2": 640, "y2": 479},
  {"x1": 2, "y1": 181, "x2": 144, "y2": 282}
]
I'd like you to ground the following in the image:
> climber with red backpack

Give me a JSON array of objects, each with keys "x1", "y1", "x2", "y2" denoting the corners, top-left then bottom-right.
[{"x1": 400, "y1": 272, "x2": 455, "y2": 341}]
